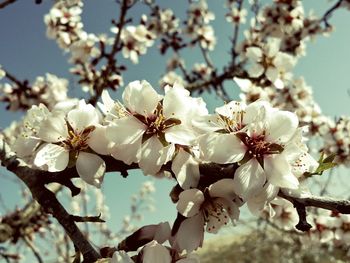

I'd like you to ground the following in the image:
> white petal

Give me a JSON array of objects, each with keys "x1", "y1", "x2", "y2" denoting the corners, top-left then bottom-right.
[
  {"x1": 247, "y1": 63, "x2": 265, "y2": 78},
  {"x1": 265, "y1": 66, "x2": 278, "y2": 83},
  {"x1": 13, "y1": 137, "x2": 40, "y2": 158},
  {"x1": 34, "y1": 144, "x2": 69, "y2": 172},
  {"x1": 38, "y1": 113, "x2": 68, "y2": 142},
  {"x1": 243, "y1": 100, "x2": 270, "y2": 124},
  {"x1": 88, "y1": 125, "x2": 112, "y2": 155},
  {"x1": 177, "y1": 189, "x2": 204, "y2": 217},
  {"x1": 165, "y1": 125, "x2": 196, "y2": 146},
  {"x1": 266, "y1": 38, "x2": 281, "y2": 57},
  {"x1": 101, "y1": 90, "x2": 115, "y2": 113},
  {"x1": 163, "y1": 85, "x2": 190, "y2": 119},
  {"x1": 110, "y1": 139, "x2": 141, "y2": 165},
  {"x1": 209, "y1": 179, "x2": 236, "y2": 199},
  {"x1": 265, "y1": 155, "x2": 299, "y2": 189},
  {"x1": 234, "y1": 77, "x2": 253, "y2": 92},
  {"x1": 246, "y1": 47, "x2": 263, "y2": 61},
  {"x1": 139, "y1": 136, "x2": 163, "y2": 175},
  {"x1": 67, "y1": 103, "x2": 99, "y2": 133},
  {"x1": 111, "y1": 251, "x2": 133, "y2": 263},
  {"x1": 106, "y1": 116, "x2": 146, "y2": 145},
  {"x1": 233, "y1": 159, "x2": 266, "y2": 200},
  {"x1": 215, "y1": 101, "x2": 245, "y2": 119},
  {"x1": 143, "y1": 241, "x2": 171, "y2": 263},
  {"x1": 247, "y1": 183, "x2": 278, "y2": 215},
  {"x1": 266, "y1": 110, "x2": 298, "y2": 143},
  {"x1": 76, "y1": 152, "x2": 105, "y2": 187},
  {"x1": 191, "y1": 114, "x2": 223, "y2": 133},
  {"x1": 158, "y1": 144, "x2": 175, "y2": 166},
  {"x1": 171, "y1": 214, "x2": 204, "y2": 253},
  {"x1": 122, "y1": 80, "x2": 160, "y2": 116},
  {"x1": 172, "y1": 149, "x2": 200, "y2": 189},
  {"x1": 199, "y1": 133, "x2": 245, "y2": 164}
]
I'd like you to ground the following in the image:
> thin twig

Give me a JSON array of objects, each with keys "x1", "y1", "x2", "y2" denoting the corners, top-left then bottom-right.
[
  {"x1": 230, "y1": 0, "x2": 244, "y2": 66},
  {"x1": 89, "y1": 0, "x2": 130, "y2": 106},
  {"x1": 0, "y1": 0, "x2": 16, "y2": 9},
  {"x1": 23, "y1": 236, "x2": 43, "y2": 263},
  {"x1": 321, "y1": 0, "x2": 343, "y2": 28}
]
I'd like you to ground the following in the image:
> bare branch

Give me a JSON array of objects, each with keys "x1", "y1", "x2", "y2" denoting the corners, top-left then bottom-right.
[
  {"x1": 0, "y1": 138, "x2": 101, "y2": 262},
  {"x1": 71, "y1": 214, "x2": 105, "y2": 223},
  {"x1": 23, "y1": 236, "x2": 43, "y2": 263},
  {"x1": 279, "y1": 190, "x2": 350, "y2": 231},
  {"x1": 88, "y1": 0, "x2": 130, "y2": 106},
  {"x1": 0, "y1": 0, "x2": 16, "y2": 9},
  {"x1": 321, "y1": 0, "x2": 344, "y2": 28}
]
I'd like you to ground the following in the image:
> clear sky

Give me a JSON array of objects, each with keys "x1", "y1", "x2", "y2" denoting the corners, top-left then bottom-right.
[{"x1": 1, "y1": 0, "x2": 350, "y2": 256}]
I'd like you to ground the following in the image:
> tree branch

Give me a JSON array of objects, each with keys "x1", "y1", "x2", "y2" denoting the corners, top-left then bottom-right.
[
  {"x1": 321, "y1": 0, "x2": 343, "y2": 28},
  {"x1": 279, "y1": 190, "x2": 350, "y2": 231},
  {"x1": 88, "y1": 0, "x2": 130, "y2": 106},
  {"x1": 0, "y1": 0, "x2": 16, "y2": 9},
  {"x1": 0, "y1": 138, "x2": 101, "y2": 263}
]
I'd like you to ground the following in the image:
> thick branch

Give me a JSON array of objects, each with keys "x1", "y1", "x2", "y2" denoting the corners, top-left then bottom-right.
[
  {"x1": 279, "y1": 190, "x2": 350, "y2": 231},
  {"x1": 279, "y1": 190, "x2": 350, "y2": 214},
  {"x1": 0, "y1": 138, "x2": 100, "y2": 262}
]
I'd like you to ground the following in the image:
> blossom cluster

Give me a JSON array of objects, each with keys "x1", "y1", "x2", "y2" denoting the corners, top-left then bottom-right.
[
  {"x1": 2, "y1": 0, "x2": 350, "y2": 262},
  {"x1": 0, "y1": 73, "x2": 69, "y2": 111},
  {"x1": 11, "y1": 80, "x2": 319, "y2": 260}
]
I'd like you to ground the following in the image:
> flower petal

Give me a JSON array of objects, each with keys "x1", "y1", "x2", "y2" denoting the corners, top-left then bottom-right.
[
  {"x1": 266, "y1": 111, "x2": 298, "y2": 143},
  {"x1": 122, "y1": 80, "x2": 160, "y2": 116},
  {"x1": 247, "y1": 63, "x2": 264, "y2": 78},
  {"x1": 143, "y1": 241, "x2": 171, "y2": 263},
  {"x1": 165, "y1": 125, "x2": 196, "y2": 146},
  {"x1": 233, "y1": 159, "x2": 266, "y2": 200},
  {"x1": 110, "y1": 139, "x2": 141, "y2": 165},
  {"x1": 265, "y1": 66, "x2": 278, "y2": 83},
  {"x1": 38, "y1": 113, "x2": 68, "y2": 142},
  {"x1": 88, "y1": 125, "x2": 112, "y2": 155},
  {"x1": 209, "y1": 179, "x2": 236, "y2": 199},
  {"x1": 106, "y1": 116, "x2": 146, "y2": 145},
  {"x1": 34, "y1": 143, "x2": 69, "y2": 172},
  {"x1": 172, "y1": 149, "x2": 200, "y2": 189},
  {"x1": 76, "y1": 152, "x2": 105, "y2": 188},
  {"x1": 171, "y1": 214, "x2": 204, "y2": 253},
  {"x1": 199, "y1": 133, "x2": 245, "y2": 164},
  {"x1": 246, "y1": 47, "x2": 263, "y2": 61},
  {"x1": 177, "y1": 189, "x2": 204, "y2": 217},
  {"x1": 67, "y1": 102, "x2": 99, "y2": 133},
  {"x1": 111, "y1": 251, "x2": 133, "y2": 263},
  {"x1": 139, "y1": 136, "x2": 163, "y2": 175},
  {"x1": 163, "y1": 84, "x2": 190, "y2": 119},
  {"x1": 265, "y1": 155, "x2": 299, "y2": 189}
]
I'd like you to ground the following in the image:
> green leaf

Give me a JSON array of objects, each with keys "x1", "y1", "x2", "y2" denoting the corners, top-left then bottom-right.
[
  {"x1": 315, "y1": 162, "x2": 337, "y2": 175},
  {"x1": 323, "y1": 153, "x2": 337, "y2": 163},
  {"x1": 305, "y1": 152, "x2": 337, "y2": 176}
]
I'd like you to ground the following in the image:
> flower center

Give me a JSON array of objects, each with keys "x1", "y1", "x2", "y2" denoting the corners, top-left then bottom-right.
[
  {"x1": 135, "y1": 103, "x2": 181, "y2": 144},
  {"x1": 61, "y1": 124, "x2": 95, "y2": 152},
  {"x1": 201, "y1": 192, "x2": 230, "y2": 233},
  {"x1": 218, "y1": 113, "x2": 245, "y2": 133},
  {"x1": 236, "y1": 132, "x2": 284, "y2": 168}
]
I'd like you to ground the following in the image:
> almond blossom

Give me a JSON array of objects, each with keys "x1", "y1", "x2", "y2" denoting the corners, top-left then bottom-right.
[
  {"x1": 172, "y1": 179, "x2": 241, "y2": 252},
  {"x1": 33, "y1": 100, "x2": 108, "y2": 187},
  {"x1": 245, "y1": 38, "x2": 296, "y2": 89},
  {"x1": 106, "y1": 81, "x2": 205, "y2": 183}
]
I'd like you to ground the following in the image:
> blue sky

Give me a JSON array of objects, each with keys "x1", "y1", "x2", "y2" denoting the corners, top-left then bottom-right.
[{"x1": 1, "y1": 0, "x2": 350, "y2": 255}]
